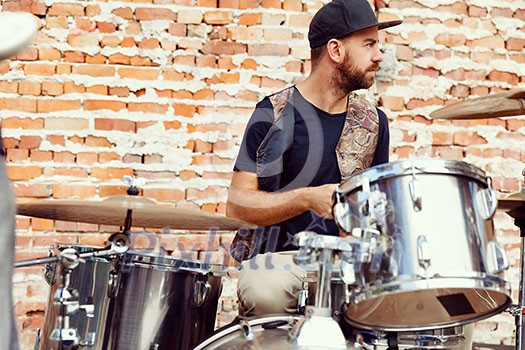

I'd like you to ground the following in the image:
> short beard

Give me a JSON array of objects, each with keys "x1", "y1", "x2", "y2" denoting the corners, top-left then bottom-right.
[{"x1": 332, "y1": 53, "x2": 377, "y2": 94}]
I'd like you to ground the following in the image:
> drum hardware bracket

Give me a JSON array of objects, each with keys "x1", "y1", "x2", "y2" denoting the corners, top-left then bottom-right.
[
  {"x1": 475, "y1": 177, "x2": 498, "y2": 220},
  {"x1": 408, "y1": 165, "x2": 422, "y2": 212},
  {"x1": 417, "y1": 235, "x2": 431, "y2": 270}
]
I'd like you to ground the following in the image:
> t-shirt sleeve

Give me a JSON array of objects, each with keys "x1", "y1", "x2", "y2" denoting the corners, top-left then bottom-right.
[
  {"x1": 233, "y1": 98, "x2": 274, "y2": 173},
  {"x1": 371, "y1": 108, "x2": 390, "y2": 166}
]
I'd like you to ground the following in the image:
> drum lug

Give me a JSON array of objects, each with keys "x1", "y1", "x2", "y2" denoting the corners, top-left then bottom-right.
[
  {"x1": 487, "y1": 241, "x2": 509, "y2": 274},
  {"x1": 107, "y1": 270, "x2": 120, "y2": 298},
  {"x1": 193, "y1": 280, "x2": 211, "y2": 307},
  {"x1": 475, "y1": 177, "x2": 498, "y2": 220},
  {"x1": 79, "y1": 296, "x2": 95, "y2": 318},
  {"x1": 239, "y1": 318, "x2": 255, "y2": 341},
  {"x1": 409, "y1": 178, "x2": 422, "y2": 212},
  {"x1": 417, "y1": 235, "x2": 431, "y2": 269}
]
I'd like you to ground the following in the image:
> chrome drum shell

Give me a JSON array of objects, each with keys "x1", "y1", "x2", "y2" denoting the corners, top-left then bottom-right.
[{"x1": 334, "y1": 159, "x2": 511, "y2": 331}]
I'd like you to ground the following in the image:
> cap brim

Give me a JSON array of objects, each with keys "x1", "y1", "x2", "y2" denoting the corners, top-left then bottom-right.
[
  {"x1": 378, "y1": 20, "x2": 403, "y2": 30},
  {"x1": 0, "y1": 12, "x2": 38, "y2": 62}
]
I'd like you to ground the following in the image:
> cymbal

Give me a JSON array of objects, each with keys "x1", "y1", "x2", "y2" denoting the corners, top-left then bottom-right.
[
  {"x1": 0, "y1": 12, "x2": 38, "y2": 61},
  {"x1": 498, "y1": 192, "x2": 525, "y2": 220},
  {"x1": 16, "y1": 196, "x2": 256, "y2": 231},
  {"x1": 430, "y1": 89, "x2": 525, "y2": 120}
]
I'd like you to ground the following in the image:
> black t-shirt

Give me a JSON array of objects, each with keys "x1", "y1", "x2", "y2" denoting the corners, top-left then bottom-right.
[{"x1": 234, "y1": 88, "x2": 389, "y2": 252}]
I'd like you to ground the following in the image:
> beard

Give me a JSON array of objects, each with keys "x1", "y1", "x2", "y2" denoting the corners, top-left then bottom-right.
[{"x1": 332, "y1": 52, "x2": 379, "y2": 93}]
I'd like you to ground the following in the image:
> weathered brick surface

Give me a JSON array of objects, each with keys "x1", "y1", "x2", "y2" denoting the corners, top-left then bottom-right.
[{"x1": 1, "y1": 0, "x2": 523, "y2": 348}]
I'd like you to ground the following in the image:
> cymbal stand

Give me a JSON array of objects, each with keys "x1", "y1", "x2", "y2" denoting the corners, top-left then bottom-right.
[
  {"x1": 507, "y1": 169, "x2": 525, "y2": 350},
  {"x1": 509, "y1": 218, "x2": 525, "y2": 349}
]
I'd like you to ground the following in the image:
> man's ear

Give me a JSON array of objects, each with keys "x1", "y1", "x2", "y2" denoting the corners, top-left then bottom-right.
[{"x1": 326, "y1": 39, "x2": 345, "y2": 64}]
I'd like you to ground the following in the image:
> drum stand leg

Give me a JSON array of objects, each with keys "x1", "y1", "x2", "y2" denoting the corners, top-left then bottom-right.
[{"x1": 511, "y1": 218, "x2": 525, "y2": 350}]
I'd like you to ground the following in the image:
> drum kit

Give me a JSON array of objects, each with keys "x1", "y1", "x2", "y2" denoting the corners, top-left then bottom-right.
[
  {"x1": 11, "y1": 90, "x2": 524, "y2": 349},
  {"x1": 2, "y1": 10, "x2": 525, "y2": 350}
]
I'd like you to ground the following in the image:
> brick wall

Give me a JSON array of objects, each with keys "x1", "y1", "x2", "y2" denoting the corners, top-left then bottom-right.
[{"x1": 1, "y1": 0, "x2": 523, "y2": 348}]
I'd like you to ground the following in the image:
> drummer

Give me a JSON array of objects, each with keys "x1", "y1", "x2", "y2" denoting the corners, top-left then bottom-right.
[{"x1": 226, "y1": 0, "x2": 396, "y2": 316}]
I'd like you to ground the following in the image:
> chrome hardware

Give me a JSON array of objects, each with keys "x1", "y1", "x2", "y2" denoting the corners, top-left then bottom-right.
[
  {"x1": 333, "y1": 187, "x2": 352, "y2": 233},
  {"x1": 409, "y1": 164, "x2": 422, "y2": 212},
  {"x1": 417, "y1": 235, "x2": 431, "y2": 269},
  {"x1": 487, "y1": 241, "x2": 509, "y2": 274},
  {"x1": 193, "y1": 281, "x2": 211, "y2": 307},
  {"x1": 239, "y1": 319, "x2": 255, "y2": 341},
  {"x1": 297, "y1": 281, "x2": 309, "y2": 314},
  {"x1": 475, "y1": 177, "x2": 498, "y2": 220},
  {"x1": 79, "y1": 297, "x2": 95, "y2": 318}
]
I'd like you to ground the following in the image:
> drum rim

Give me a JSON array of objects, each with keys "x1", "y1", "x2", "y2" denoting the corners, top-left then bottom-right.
[
  {"x1": 125, "y1": 250, "x2": 227, "y2": 273},
  {"x1": 337, "y1": 159, "x2": 488, "y2": 194},
  {"x1": 193, "y1": 315, "x2": 298, "y2": 350}
]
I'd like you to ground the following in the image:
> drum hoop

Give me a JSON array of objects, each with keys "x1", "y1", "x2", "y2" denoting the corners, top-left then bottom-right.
[
  {"x1": 125, "y1": 251, "x2": 227, "y2": 274},
  {"x1": 193, "y1": 315, "x2": 297, "y2": 350},
  {"x1": 338, "y1": 159, "x2": 488, "y2": 194}
]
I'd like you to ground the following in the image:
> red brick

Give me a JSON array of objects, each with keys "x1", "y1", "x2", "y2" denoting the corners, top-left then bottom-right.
[
  {"x1": 507, "y1": 38, "x2": 525, "y2": 51},
  {"x1": 198, "y1": 0, "x2": 217, "y2": 6},
  {"x1": 95, "y1": 118, "x2": 136, "y2": 132},
  {"x1": 7, "y1": 165, "x2": 42, "y2": 180},
  {"x1": 98, "y1": 22, "x2": 116, "y2": 33},
  {"x1": 139, "y1": 38, "x2": 160, "y2": 49},
  {"x1": 202, "y1": 41, "x2": 247, "y2": 55},
  {"x1": 453, "y1": 131, "x2": 487, "y2": 146},
  {"x1": 68, "y1": 33, "x2": 99, "y2": 47},
  {"x1": 85, "y1": 100, "x2": 127, "y2": 112},
  {"x1": 63, "y1": 51, "x2": 85, "y2": 63},
  {"x1": 2, "y1": 118, "x2": 44, "y2": 130},
  {"x1": 128, "y1": 102, "x2": 169, "y2": 114},
  {"x1": 142, "y1": 188, "x2": 186, "y2": 202},
  {"x1": 488, "y1": 70, "x2": 519, "y2": 85},
  {"x1": 86, "y1": 85, "x2": 108, "y2": 95},
  {"x1": 109, "y1": 87, "x2": 130, "y2": 97},
  {"x1": 0, "y1": 98, "x2": 37, "y2": 113},
  {"x1": 52, "y1": 184, "x2": 97, "y2": 199},
  {"x1": 109, "y1": 54, "x2": 131, "y2": 65},
  {"x1": 41, "y1": 81, "x2": 64, "y2": 96},
  {"x1": 98, "y1": 152, "x2": 120, "y2": 162},
  {"x1": 112, "y1": 7, "x2": 134, "y2": 19},
  {"x1": 173, "y1": 104, "x2": 197, "y2": 117},
  {"x1": 85, "y1": 54, "x2": 107, "y2": 64},
  {"x1": 118, "y1": 67, "x2": 159, "y2": 80},
  {"x1": 169, "y1": 23, "x2": 187, "y2": 36},
  {"x1": 135, "y1": 7, "x2": 177, "y2": 20},
  {"x1": 248, "y1": 44, "x2": 289, "y2": 56},
  {"x1": 37, "y1": 100, "x2": 81, "y2": 113},
  {"x1": 91, "y1": 168, "x2": 134, "y2": 181},
  {"x1": 76, "y1": 18, "x2": 96, "y2": 32},
  {"x1": 262, "y1": 0, "x2": 281, "y2": 8},
  {"x1": 6, "y1": 149, "x2": 29, "y2": 162},
  {"x1": 48, "y1": 3, "x2": 85, "y2": 16},
  {"x1": 85, "y1": 136, "x2": 112, "y2": 147},
  {"x1": 24, "y1": 63, "x2": 56, "y2": 76},
  {"x1": 18, "y1": 81, "x2": 41, "y2": 96},
  {"x1": 72, "y1": 65, "x2": 115, "y2": 77},
  {"x1": 16, "y1": 47, "x2": 38, "y2": 61},
  {"x1": 18, "y1": 136, "x2": 41, "y2": 149},
  {"x1": 30, "y1": 150, "x2": 53, "y2": 162},
  {"x1": 47, "y1": 135, "x2": 65, "y2": 146},
  {"x1": 434, "y1": 33, "x2": 466, "y2": 46},
  {"x1": 204, "y1": 11, "x2": 234, "y2": 24},
  {"x1": 0, "y1": 81, "x2": 19, "y2": 93},
  {"x1": 432, "y1": 132, "x2": 453, "y2": 146}
]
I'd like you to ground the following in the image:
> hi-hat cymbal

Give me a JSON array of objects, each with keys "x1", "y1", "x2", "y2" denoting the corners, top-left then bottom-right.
[
  {"x1": 498, "y1": 192, "x2": 525, "y2": 220},
  {"x1": 0, "y1": 12, "x2": 38, "y2": 61},
  {"x1": 16, "y1": 196, "x2": 255, "y2": 231},
  {"x1": 430, "y1": 89, "x2": 525, "y2": 120}
]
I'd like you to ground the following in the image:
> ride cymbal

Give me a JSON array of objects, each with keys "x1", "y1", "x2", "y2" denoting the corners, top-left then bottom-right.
[
  {"x1": 498, "y1": 192, "x2": 525, "y2": 220},
  {"x1": 16, "y1": 195, "x2": 255, "y2": 230},
  {"x1": 430, "y1": 89, "x2": 525, "y2": 120},
  {"x1": 0, "y1": 12, "x2": 38, "y2": 61}
]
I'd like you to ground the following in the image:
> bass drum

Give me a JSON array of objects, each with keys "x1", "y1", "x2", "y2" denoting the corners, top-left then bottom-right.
[{"x1": 193, "y1": 315, "x2": 360, "y2": 350}]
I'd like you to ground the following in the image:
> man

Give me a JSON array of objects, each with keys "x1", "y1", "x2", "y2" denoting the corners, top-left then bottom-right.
[
  {"x1": 0, "y1": 11, "x2": 39, "y2": 350},
  {"x1": 226, "y1": 0, "x2": 400, "y2": 316}
]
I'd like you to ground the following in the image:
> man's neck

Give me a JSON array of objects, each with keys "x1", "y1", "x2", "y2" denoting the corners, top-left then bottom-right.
[{"x1": 296, "y1": 70, "x2": 350, "y2": 114}]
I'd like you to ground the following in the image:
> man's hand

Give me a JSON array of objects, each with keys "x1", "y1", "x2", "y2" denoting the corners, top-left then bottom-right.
[{"x1": 304, "y1": 183, "x2": 338, "y2": 219}]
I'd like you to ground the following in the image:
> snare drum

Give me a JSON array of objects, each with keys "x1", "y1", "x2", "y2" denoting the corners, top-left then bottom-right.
[
  {"x1": 105, "y1": 251, "x2": 226, "y2": 350},
  {"x1": 333, "y1": 159, "x2": 511, "y2": 331}
]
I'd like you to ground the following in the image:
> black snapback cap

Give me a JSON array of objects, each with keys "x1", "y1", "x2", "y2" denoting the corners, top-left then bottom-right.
[{"x1": 308, "y1": 0, "x2": 402, "y2": 49}]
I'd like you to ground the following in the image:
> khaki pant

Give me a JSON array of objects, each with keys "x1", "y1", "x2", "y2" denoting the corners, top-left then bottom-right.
[{"x1": 238, "y1": 252, "x2": 473, "y2": 349}]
